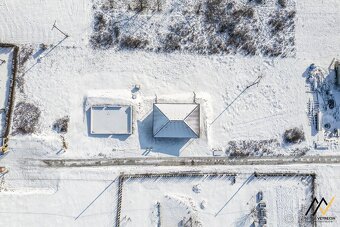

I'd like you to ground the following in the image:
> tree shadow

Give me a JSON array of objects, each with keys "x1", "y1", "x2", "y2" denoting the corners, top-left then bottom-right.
[{"x1": 137, "y1": 111, "x2": 190, "y2": 157}]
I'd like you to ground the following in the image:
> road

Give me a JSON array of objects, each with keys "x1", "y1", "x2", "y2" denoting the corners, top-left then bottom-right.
[{"x1": 41, "y1": 155, "x2": 340, "y2": 167}]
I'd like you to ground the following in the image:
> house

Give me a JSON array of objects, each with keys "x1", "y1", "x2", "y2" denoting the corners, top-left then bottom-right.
[
  {"x1": 90, "y1": 105, "x2": 132, "y2": 135},
  {"x1": 153, "y1": 103, "x2": 200, "y2": 138}
]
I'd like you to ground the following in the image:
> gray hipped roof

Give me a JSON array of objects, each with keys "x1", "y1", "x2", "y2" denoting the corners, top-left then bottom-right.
[{"x1": 153, "y1": 103, "x2": 200, "y2": 138}]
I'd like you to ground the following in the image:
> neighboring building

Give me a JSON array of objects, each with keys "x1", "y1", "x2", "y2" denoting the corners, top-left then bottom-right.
[
  {"x1": 90, "y1": 105, "x2": 132, "y2": 135},
  {"x1": 153, "y1": 103, "x2": 200, "y2": 138}
]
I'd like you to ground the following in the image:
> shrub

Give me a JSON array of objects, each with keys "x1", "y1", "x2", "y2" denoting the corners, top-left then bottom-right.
[
  {"x1": 268, "y1": 17, "x2": 285, "y2": 34},
  {"x1": 100, "y1": 0, "x2": 115, "y2": 11},
  {"x1": 18, "y1": 46, "x2": 33, "y2": 71},
  {"x1": 261, "y1": 44, "x2": 283, "y2": 57},
  {"x1": 248, "y1": 0, "x2": 265, "y2": 5},
  {"x1": 90, "y1": 31, "x2": 113, "y2": 49},
  {"x1": 232, "y1": 7, "x2": 254, "y2": 20},
  {"x1": 15, "y1": 76, "x2": 25, "y2": 94},
  {"x1": 278, "y1": 0, "x2": 287, "y2": 8},
  {"x1": 204, "y1": 0, "x2": 225, "y2": 23},
  {"x1": 268, "y1": 10, "x2": 295, "y2": 35},
  {"x1": 53, "y1": 116, "x2": 69, "y2": 134},
  {"x1": 227, "y1": 28, "x2": 251, "y2": 49},
  {"x1": 93, "y1": 12, "x2": 106, "y2": 32},
  {"x1": 12, "y1": 102, "x2": 41, "y2": 135},
  {"x1": 241, "y1": 42, "x2": 257, "y2": 55},
  {"x1": 283, "y1": 127, "x2": 305, "y2": 144},
  {"x1": 162, "y1": 33, "x2": 181, "y2": 52},
  {"x1": 227, "y1": 139, "x2": 278, "y2": 156},
  {"x1": 119, "y1": 36, "x2": 149, "y2": 49},
  {"x1": 129, "y1": 0, "x2": 149, "y2": 12}
]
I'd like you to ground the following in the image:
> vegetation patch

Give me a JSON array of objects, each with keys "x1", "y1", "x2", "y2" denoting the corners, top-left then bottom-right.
[
  {"x1": 12, "y1": 102, "x2": 41, "y2": 135},
  {"x1": 52, "y1": 116, "x2": 69, "y2": 134},
  {"x1": 91, "y1": 0, "x2": 296, "y2": 57},
  {"x1": 283, "y1": 127, "x2": 305, "y2": 144}
]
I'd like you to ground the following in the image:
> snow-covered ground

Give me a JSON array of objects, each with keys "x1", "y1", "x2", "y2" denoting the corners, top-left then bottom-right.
[
  {"x1": 120, "y1": 173, "x2": 312, "y2": 226},
  {"x1": 0, "y1": 0, "x2": 91, "y2": 46},
  {"x1": 0, "y1": 0, "x2": 338, "y2": 157},
  {"x1": 0, "y1": 162, "x2": 339, "y2": 227},
  {"x1": 1, "y1": 0, "x2": 338, "y2": 158},
  {"x1": 1, "y1": 0, "x2": 340, "y2": 226}
]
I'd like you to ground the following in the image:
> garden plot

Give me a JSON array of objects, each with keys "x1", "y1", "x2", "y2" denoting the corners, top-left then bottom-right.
[
  {"x1": 119, "y1": 173, "x2": 313, "y2": 227},
  {"x1": 91, "y1": 0, "x2": 296, "y2": 57},
  {"x1": 0, "y1": 47, "x2": 14, "y2": 137}
]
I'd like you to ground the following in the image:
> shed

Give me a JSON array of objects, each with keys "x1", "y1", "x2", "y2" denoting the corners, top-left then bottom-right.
[
  {"x1": 90, "y1": 105, "x2": 132, "y2": 135},
  {"x1": 153, "y1": 103, "x2": 200, "y2": 138}
]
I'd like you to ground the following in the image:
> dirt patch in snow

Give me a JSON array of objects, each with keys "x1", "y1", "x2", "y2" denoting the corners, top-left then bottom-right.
[{"x1": 90, "y1": 0, "x2": 296, "y2": 57}]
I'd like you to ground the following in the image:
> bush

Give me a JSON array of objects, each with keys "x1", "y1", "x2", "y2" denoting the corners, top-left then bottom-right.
[
  {"x1": 218, "y1": 21, "x2": 237, "y2": 34},
  {"x1": 100, "y1": 0, "x2": 115, "y2": 11},
  {"x1": 90, "y1": 0, "x2": 296, "y2": 57},
  {"x1": 204, "y1": 0, "x2": 225, "y2": 23},
  {"x1": 129, "y1": 0, "x2": 149, "y2": 12},
  {"x1": 268, "y1": 17, "x2": 285, "y2": 34},
  {"x1": 278, "y1": 0, "x2": 287, "y2": 8},
  {"x1": 241, "y1": 42, "x2": 257, "y2": 55},
  {"x1": 283, "y1": 127, "x2": 305, "y2": 144},
  {"x1": 93, "y1": 12, "x2": 106, "y2": 32},
  {"x1": 90, "y1": 31, "x2": 113, "y2": 49},
  {"x1": 232, "y1": 7, "x2": 254, "y2": 20},
  {"x1": 52, "y1": 116, "x2": 69, "y2": 134},
  {"x1": 162, "y1": 33, "x2": 181, "y2": 52},
  {"x1": 227, "y1": 139, "x2": 278, "y2": 156},
  {"x1": 227, "y1": 28, "x2": 251, "y2": 49},
  {"x1": 120, "y1": 36, "x2": 149, "y2": 49},
  {"x1": 15, "y1": 76, "x2": 25, "y2": 94},
  {"x1": 18, "y1": 46, "x2": 33, "y2": 71},
  {"x1": 248, "y1": 0, "x2": 265, "y2": 5},
  {"x1": 12, "y1": 102, "x2": 41, "y2": 135},
  {"x1": 261, "y1": 44, "x2": 283, "y2": 57},
  {"x1": 268, "y1": 10, "x2": 295, "y2": 35}
]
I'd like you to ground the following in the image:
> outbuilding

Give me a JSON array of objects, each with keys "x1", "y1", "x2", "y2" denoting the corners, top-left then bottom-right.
[{"x1": 90, "y1": 105, "x2": 132, "y2": 135}]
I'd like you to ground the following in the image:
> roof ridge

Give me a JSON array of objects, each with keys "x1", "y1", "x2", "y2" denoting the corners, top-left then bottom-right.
[
  {"x1": 154, "y1": 121, "x2": 170, "y2": 136},
  {"x1": 184, "y1": 104, "x2": 199, "y2": 121},
  {"x1": 183, "y1": 121, "x2": 198, "y2": 138},
  {"x1": 154, "y1": 104, "x2": 170, "y2": 120},
  {"x1": 153, "y1": 105, "x2": 170, "y2": 136}
]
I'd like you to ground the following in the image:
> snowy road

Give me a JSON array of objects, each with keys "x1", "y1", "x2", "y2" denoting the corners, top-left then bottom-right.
[{"x1": 41, "y1": 155, "x2": 340, "y2": 167}]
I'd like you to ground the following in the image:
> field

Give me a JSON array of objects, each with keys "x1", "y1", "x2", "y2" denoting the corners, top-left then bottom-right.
[
  {"x1": 91, "y1": 0, "x2": 296, "y2": 57},
  {"x1": 119, "y1": 173, "x2": 313, "y2": 226}
]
